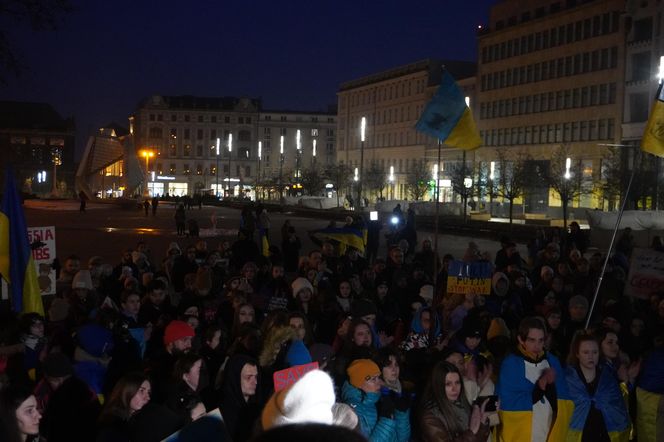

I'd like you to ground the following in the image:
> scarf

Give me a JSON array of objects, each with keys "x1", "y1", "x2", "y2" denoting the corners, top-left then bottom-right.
[{"x1": 517, "y1": 343, "x2": 545, "y2": 363}]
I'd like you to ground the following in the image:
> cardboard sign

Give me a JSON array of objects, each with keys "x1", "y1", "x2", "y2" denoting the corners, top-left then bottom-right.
[
  {"x1": 273, "y1": 362, "x2": 319, "y2": 392},
  {"x1": 27, "y1": 226, "x2": 57, "y2": 295},
  {"x1": 446, "y1": 260, "x2": 493, "y2": 296},
  {"x1": 624, "y1": 247, "x2": 664, "y2": 299}
]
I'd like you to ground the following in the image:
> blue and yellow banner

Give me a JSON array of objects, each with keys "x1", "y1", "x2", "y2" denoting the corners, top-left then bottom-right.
[
  {"x1": 415, "y1": 70, "x2": 482, "y2": 149},
  {"x1": 310, "y1": 226, "x2": 365, "y2": 254},
  {"x1": 0, "y1": 167, "x2": 44, "y2": 315},
  {"x1": 642, "y1": 83, "x2": 664, "y2": 158}
]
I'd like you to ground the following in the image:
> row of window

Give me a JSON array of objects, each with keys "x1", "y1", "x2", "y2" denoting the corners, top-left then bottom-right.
[
  {"x1": 479, "y1": 83, "x2": 617, "y2": 119},
  {"x1": 480, "y1": 118, "x2": 615, "y2": 146},
  {"x1": 340, "y1": 77, "x2": 428, "y2": 109},
  {"x1": 262, "y1": 128, "x2": 334, "y2": 137},
  {"x1": 344, "y1": 157, "x2": 425, "y2": 174},
  {"x1": 260, "y1": 140, "x2": 334, "y2": 154},
  {"x1": 148, "y1": 113, "x2": 253, "y2": 124},
  {"x1": 482, "y1": 11, "x2": 620, "y2": 64},
  {"x1": 262, "y1": 115, "x2": 335, "y2": 123},
  {"x1": 159, "y1": 141, "x2": 336, "y2": 159},
  {"x1": 10, "y1": 136, "x2": 65, "y2": 146},
  {"x1": 148, "y1": 127, "x2": 252, "y2": 142},
  {"x1": 159, "y1": 163, "x2": 250, "y2": 177},
  {"x1": 480, "y1": 46, "x2": 618, "y2": 91}
]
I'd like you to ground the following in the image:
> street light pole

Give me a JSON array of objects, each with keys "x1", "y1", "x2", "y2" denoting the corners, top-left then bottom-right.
[
  {"x1": 227, "y1": 133, "x2": 233, "y2": 196},
  {"x1": 296, "y1": 129, "x2": 302, "y2": 186},
  {"x1": 141, "y1": 149, "x2": 154, "y2": 197},
  {"x1": 389, "y1": 165, "x2": 394, "y2": 200},
  {"x1": 257, "y1": 141, "x2": 262, "y2": 201},
  {"x1": 215, "y1": 138, "x2": 220, "y2": 198},
  {"x1": 312, "y1": 139, "x2": 317, "y2": 167},
  {"x1": 358, "y1": 116, "x2": 366, "y2": 208},
  {"x1": 279, "y1": 135, "x2": 284, "y2": 201}
]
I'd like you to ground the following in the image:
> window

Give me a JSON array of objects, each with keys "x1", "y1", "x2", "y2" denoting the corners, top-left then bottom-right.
[
  {"x1": 170, "y1": 128, "x2": 177, "y2": 139},
  {"x1": 238, "y1": 130, "x2": 251, "y2": 142},
  {"x1": 183, "y1": 164, "x2": 190, "y2": 175},
  {"x1": 238, "y1": 117, "x2": 244, "y2": 124},
  {"x1": 196, "y1": 164, "x2": 203, "y2": 175},
  {"x1": 311, "y1": 128, "x2": 318, "y2": 137},
  {"x1": 149, "y1": 127, "x2": 162, "y2": 138},
  {"x1": 210, "y1": 129, "x2": 217, "y2": 140},
  {"x1": 198, "y1": 115, "x2": 203, "y2": 123},
  {"x1": 196, "y1": 145, "x2": 203, "y2": 157},
  {"x1": 184, "y1": 128, "x2": 190, "y2": 139},
  {"x1": 149, "y1": 114, "x2": 155, "y2": 121},
  {"x1": 225, "y1": 116, "x2": 230, "y2": 123},
  {"x1": 169, "y1": 144, "x2": 176, "y2": 157},
  {"x1": 157, "y1": 114, "x2": 163, "y2": 122},
  {"x1": 170, "y1": 164, "x2": 176, "y2": 174},
  {"x1": 184, "y1": 144, "x2": 191, "y2": 156},
  {"x1": 211, "y1": 116, "x2": 217, "y2": 123},
  {"x1": 197, "y1": 129, "x2": 203, "y2": 140},
  {"x1": 171, "y1": 115, "x2": 177, "y2": 122},
  {"x1": 184, "y1": 115, "x2": 190, "y2": 122}
]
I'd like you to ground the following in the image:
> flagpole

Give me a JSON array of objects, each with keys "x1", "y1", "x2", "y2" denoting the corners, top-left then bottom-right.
[
  {"x1": 433, "y1": 139, "x2": 442, "y2": 304},
  {"x1": 585, "y1": 154, "x2": 637, "y2": 329}
]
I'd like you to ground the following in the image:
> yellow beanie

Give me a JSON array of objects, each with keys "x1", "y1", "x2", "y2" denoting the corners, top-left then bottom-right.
[{"x1": 347, "y1": 359, "x2": 380, "y2": 389}]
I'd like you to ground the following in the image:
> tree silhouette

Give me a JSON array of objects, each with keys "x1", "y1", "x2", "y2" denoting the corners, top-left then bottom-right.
[
  {"x1": 406, "y1": 161, "x2": 430, "y2": 201},
  {"x1": 495, "y1": 149, "x2": 530, "y2": 225}
]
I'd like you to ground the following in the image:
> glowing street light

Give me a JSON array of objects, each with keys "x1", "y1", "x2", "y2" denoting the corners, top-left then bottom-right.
[
  {"x1": 564, "y1": 157, "x2": 571, "y2": 180},
  {"x1": 227, "y1": 133, "x2": 233, "y2": 192},
  {"x1": 140, "y1": 149, "x2": 155, "y2": 196},
  {"x1": 215, "y1": 138, "x2": 220, "y2": 198},
  {"x1": 257, "y1": 141, "x2": 262, "y2": 201},
  {"x1": 358, "y1": 116, "x2": 366, "y2": 207},
  {"x1": 279, "y1": 135, "x2": 285, "y2": 200}
]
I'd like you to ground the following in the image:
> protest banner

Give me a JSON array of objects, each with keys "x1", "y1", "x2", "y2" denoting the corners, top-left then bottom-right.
[
  {"x1": 27, "y1": 226, "x2": 57, "y2": 295},
  {"x1": 446, "y1": 260, "x2": 493, "y2": 296},
  {"x1": 624, "y1": 247, "x2": 664, "y2": 300},
  {"x1": 273, "y1": 362, "x2": 319, "y2": 391}
]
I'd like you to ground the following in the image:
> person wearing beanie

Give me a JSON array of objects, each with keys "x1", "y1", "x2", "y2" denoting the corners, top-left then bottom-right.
[
  {"x1": 289, "y1": 277, "x2": 320, "y2": 331},
  {"x1": 285, "y1": 339, "x2": 312, "y2": 368},
  {"x1": 341, "y1": 359, "x2": 410, "y2": 442},
  {"x1": 34, "y1": 352, "x2": 101, "y2": 442},
  {"x1": 291, "y1": 277, "x2": 314, "y2": 299},
  {"x1": 145, "y1": 320, "x2": 195, "y2": 403},
  {"x1": 261, "y1": 369, "x2": 336, "y2": 430}
]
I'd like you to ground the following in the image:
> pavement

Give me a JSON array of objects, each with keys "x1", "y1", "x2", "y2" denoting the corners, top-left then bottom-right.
[{"x1": 23, "y1": 199, "x2": 518, "y2": 268}]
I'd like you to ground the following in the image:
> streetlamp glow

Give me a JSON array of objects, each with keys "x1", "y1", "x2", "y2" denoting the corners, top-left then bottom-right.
[
  {"x1": 564, "y1": 157, "x2": 571, "y2": 179},
  {"x1": 432, "y1": 164, "x2": 438, "y2": 181},
  {"x1": 296, "y1": 129, "x2": 301, "y2": 151},
  {"x1": 465, "y1": 96, "x2": 470, "y2": 107},
  {"x1": 228, "y1": 133, "x2": 233, "y2": 152},
  {"x1": 258, "y1": 141, "x2": 262, "y2": 159},
  {"x1": 215, "y1": 137, "x2": 220, "y2": 198},
  {"x1": 280, "y1": 135, "x2": 284, "y2": 154},
  {"x1": 354, "y1": 167, "x2": 359, "y2": 181},
  {"x1": 216, "y1": 137, "x2": 220, "y2": 155},
  {"x1": 360, "y1": 117, "x2": 366, "y2": 142},
  {"x1": 659, "y1": 55, "x2": 664, "y2": 82},
  {"x1": 227, "y1": 133, "x2": 233, "y2": 193},
  {"x1": 489, "y1": 161, "x2": 495, "y2": 180},
  {"x1": 464, "y1": 177, "x2": 473, "y2": 188},
  {"x1": 312, "y1": 139, "x2": 317, "y2": 157},
  {"x1": 140, "y1": 149, "x2": 155, "y2": 196}
]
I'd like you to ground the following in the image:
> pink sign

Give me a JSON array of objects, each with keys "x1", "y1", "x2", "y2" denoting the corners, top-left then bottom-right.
[{"x1": 273, "y1": 362, "x2": 319, "y2": 391}]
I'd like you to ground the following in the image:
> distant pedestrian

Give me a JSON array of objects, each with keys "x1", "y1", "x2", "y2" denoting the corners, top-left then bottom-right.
[
  {"x1": 187, "y1": 218, "x2": 200, "y2": 238},
  {"x1": 175, "y1": 204, "x2": 186, "y2": 236},
  {"x1": 143, "y1": 199, "x2": 150, "y2": 216},
  {"x1": 78, "y1": 191, "x2": 87, "y2": 212},
  {"x1": 151, "y1": 196, "x2": 159, "y2": 216}
]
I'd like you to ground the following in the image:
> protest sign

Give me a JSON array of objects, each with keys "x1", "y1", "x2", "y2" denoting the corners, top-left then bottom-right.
[
  {"x1": 273, "y1": 362, "x2": 319, "y2": 391},
  {"x1": 28, "y1": 226, "x2": 57, "y2": 295},
  {"x1": 446, "y1": 260, "x2": 493, "y2": 296},
  {"x1": 624, "y1": 247, "x2": 664, "y2": 299}
]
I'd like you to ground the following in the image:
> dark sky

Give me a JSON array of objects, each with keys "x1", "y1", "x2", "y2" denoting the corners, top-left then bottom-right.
[{"x1": 1, "y1": 0, "x2": 498, "y2": 157}]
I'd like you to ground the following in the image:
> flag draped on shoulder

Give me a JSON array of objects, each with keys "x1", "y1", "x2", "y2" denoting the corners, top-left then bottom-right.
[
  {"x1": 0, "y1": 167, "x2": 44, "y2": 315},
  {"x1": 642, "y1": 83, "x2": 664, "y2": 158},
  {"x1": 310, "y1": 226, "x2": 365, "y2": 254},
  {"x1": 415, "y1": 70, "x2": 482, "y2": 149}
]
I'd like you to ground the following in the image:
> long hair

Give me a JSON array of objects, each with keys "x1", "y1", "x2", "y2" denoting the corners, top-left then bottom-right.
[
  {"x1": 288, "y1": 311, "x2": 314, "y2": 347},
  {"x1": 421, "y1": 361, "x2": 470, "y2": 436},
  {"x1": 232, "y1": 302, "x2": 255, "y2": 339},
  {"x1": 98, "y1": 372, "x2": 149, "y2": 423},
  {"x1": 0, "y1": 385, "x2": 39, "y2": 442},
  {"x1": 172, "y1": 353, "x2": 203, "y2": 386}
]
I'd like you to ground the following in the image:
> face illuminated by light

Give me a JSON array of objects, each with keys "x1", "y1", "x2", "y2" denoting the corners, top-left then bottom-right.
[
  {"x1": 238, "y1": 305, "x2": 255, "y2": 324},
  {"x1": 577, "y1": 340, "x2": 599, "y2": 371},
  {"x1": 518, "y1": 328, "x2": 545, "y2": 355},
  {"x1": 240, "y1": 363, "x2": 258, "y2": 400},
  {"x1": 129, "y1": 381, "x2": 151, "y2": 414},
  {"x1": 16, "y1": 395, "x2": 42, "y2": 436},
  {"x1": 289, "y1": 317, "x2": 306, "y2": 341},
  {"x1": 601, "y1": 332, "x2": 620, "y2": 360},
  {"x1": 444, "y1": 372, "x2": 462, "y2": 402},
  {"x1": 382, "y1": 355, "x2": 400, "y2": 384},
  {"x1": 352, "y1": 324, "x2": 372, "y2": 347}
]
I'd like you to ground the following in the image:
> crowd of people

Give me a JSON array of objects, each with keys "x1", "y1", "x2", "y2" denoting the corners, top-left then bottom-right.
[{"x1": 0, "y1": 206, "x2": 663, "y2": 442}]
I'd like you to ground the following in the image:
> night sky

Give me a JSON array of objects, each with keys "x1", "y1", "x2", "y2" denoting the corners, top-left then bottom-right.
[{"x1": 1, "y1": 0, "x2": 498, "y2": 157}]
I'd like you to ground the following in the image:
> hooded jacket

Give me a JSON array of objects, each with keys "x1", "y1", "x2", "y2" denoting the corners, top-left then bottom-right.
[{"x1": 219, "y1": 354, "x2": 262, "y2": 441}]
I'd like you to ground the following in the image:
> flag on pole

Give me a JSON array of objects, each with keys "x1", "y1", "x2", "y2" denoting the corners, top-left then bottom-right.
[
  {"x1": 642, "y1": 83, "x2": 664, "y2": 158},
  {"x1": 309, "y1": 226, "x2": 365, "y2": 254},
  {"x1": 415, "y1": 70, "x2": 482, "y2": 149},
  {"x1": 260, "y1": 228, "x2": 270, "y2": 257},
  {"x1": 0, "y1": 167, "x2": 44, "y2": 315}
]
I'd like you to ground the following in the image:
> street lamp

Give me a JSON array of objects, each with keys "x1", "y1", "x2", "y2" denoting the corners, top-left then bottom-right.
[
  {"x1": 358, "y1": 116, "x2": 366, "y2": 208},
  {"x1": 296, "y1": 129, "x2": 302, "y2": 186},
  {"x1": 388, "y1": 165, "x2": 394, "y2": 200},
  {"x1": 279, "y1": 135, "x2": 285, "y2": 201},
  {"x1": 489, "y1": 161, "x2": 495, "y2": 216},
  {"x1": 51, "y1": 148, "x2": 61, "y2": 197},
  {"x1": 312, "y1": 139, "x2": 317, "y2": 166},
  {"x1": 564, "y1": 157, "x2": 571, "y2": 180},
  {"x1": 257, "y1": 141, "x2": 262, "y2": 201},
  {"x1": 215, "y1": 138, "x2": 221, "y2": 198},
  {"x1": 432, "y1": 164, "x2": 439, "y2": 202},
  {"x1": 227, "y1": 133, "x2": 233, "y2": 195},
  {"x1": 140, "y1": 149, "x2": 154, "y2": 196}
]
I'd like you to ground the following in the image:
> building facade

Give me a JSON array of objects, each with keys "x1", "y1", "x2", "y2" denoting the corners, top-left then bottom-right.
[
  {"x1": 0, "y1": 101, "x2": 75, "y2": 196},
  {"x1": 337, "y1": 59, "x2": 477, "y2": 202},
  {"x1": 475, "y1": 0, "x2": 626, "y2": 216},
  {"x1": 130, "y1": 95, "x2": 336, "y2": 198}
]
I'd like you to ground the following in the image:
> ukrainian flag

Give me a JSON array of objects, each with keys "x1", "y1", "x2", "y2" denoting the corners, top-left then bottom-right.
[
  {"x1": 642, "y1": 83, "x2": 664, "y2": 158},
  {"x1": 415, "y1": 70, "x2": 482, "y2": 149},
  {"x1": 0, "y1": 168, "x2": 44, "y2": 315},
  {"x1": 260, "y1": 228, "x2": 270, "y2": 257},
  {"x1": 310, "y1": 226, "x2": 365, "y2": 254}
]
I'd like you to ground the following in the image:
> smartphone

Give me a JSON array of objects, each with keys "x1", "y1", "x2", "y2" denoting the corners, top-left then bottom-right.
[{"x1": 475, "y1": 395, "x2": 499, "y2": 412}]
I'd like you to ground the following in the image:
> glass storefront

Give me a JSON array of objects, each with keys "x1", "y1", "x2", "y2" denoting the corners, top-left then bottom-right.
[{"x1": 167, "y1": 182, "x2": 188, "y2": 197}]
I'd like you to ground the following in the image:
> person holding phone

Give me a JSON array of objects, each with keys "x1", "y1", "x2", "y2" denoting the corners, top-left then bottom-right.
[{"x1": 419, "y1": 361, "x2": 491, "y2": 442}]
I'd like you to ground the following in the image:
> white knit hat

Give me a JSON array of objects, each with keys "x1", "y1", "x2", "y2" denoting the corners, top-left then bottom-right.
[
  {"x1": 291, "y1": 277, "x2": 314, "y2": 298},
  {"x1": 261, "y1": 369, "x2": 335, "y2": 430},
  {"x1": 72, "y1": 270, "x2": 93, "y2": 290}
]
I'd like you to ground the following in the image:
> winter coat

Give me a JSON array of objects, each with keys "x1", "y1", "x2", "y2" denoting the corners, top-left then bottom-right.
[
  {"x1": 341, "y1": 381, "x2": 409, "y2": 442},
  {"x1": 419, "y1": 403, "x2": 490, "y2": 442}
]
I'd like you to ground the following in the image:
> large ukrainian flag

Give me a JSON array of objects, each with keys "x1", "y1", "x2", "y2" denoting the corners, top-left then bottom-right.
[
  {"x1": 0, "y1": 167, "x2": 44, "y2": 315},
  {"x1": 310, "y1": 226, "x2": 365, "y2": 254},
  {"x1": 642, "y1": 83, "x2": 664, "y2": 157},
  {"x1": 415, "y1": 70, "x2": 482, "y2": 149}
]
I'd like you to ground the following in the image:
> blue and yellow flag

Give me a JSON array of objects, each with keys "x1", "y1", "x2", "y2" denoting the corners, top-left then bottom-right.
[
  {"x1": 415, "y1": 70, "x2": 482, "y2": 149},
  {"x1": 0, "y1": 167, "x2": 44, "y2": 315},
  {"x1": 260, "y1": 228, "x2": 270, "y2": 257},
  {"x1": 642, "y1": 83, "x2": 664, "y2": 158},
  {"x1": 310, "y1": 226, "x2": 365, "y2": 254}
]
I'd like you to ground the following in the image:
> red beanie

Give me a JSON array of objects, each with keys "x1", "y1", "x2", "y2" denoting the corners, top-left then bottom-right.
[{"x1": 163, "y1": 320, "x2": 195, "y2": 345}]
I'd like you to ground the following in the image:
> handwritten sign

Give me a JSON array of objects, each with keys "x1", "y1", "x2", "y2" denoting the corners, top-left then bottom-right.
[
  {"x1": 624, "y1": 248, "x2": 664, "y2": 299},
  {"x1": 273, "y1": 362, "x2": 319, "y2": 392},
  {"x1": 27, "y1": 226, "x2": 57, "y2": 295},
  {"x1": 446, "y1": 260, "x2": 493, "y2": 296}
]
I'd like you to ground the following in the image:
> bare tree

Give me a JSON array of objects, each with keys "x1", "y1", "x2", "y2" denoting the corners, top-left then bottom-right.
[
  {"x1": 326, "y1": 163, "x2": 352, "y2": 207},
  {"x1": 1, "y1": 0, "x2": 72, "y2": 83},
  {"x1": 541, "y1": 144, "x2": 592, "y2": 229},
  {"x1": 364, "y1": 162, "x2": 387, "y2": 201},
  {"x1": 406, "y1": 160, "x2": 430, "y2": 201},
  {"x1": 600, "y1": 146, "x2": 623, "y2": 211},
  {"x1": 495, "y1": 149, "x2": 530, "y2": 225},
  {"x1": 301, "y1": 165, "x2": 326, "y2": 196},
  {"x1": 450, "y1": 158, "x2": 474, "y2": 221}
]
